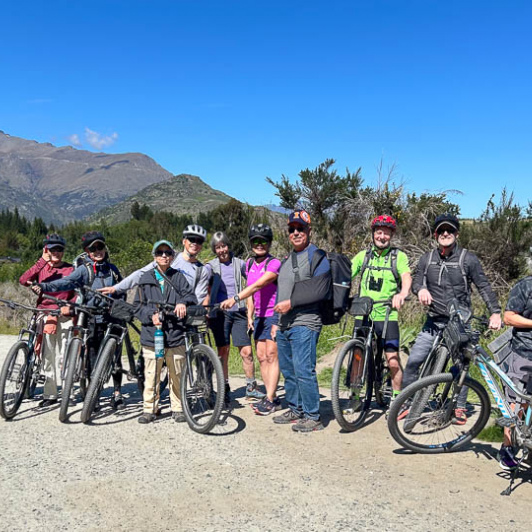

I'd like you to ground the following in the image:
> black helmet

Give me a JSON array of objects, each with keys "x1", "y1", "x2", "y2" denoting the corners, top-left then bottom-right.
[
  {"x1": 248, "y1": 224, "x2": 273, "y2": 242},
  {"x1": 433, "y1": 214, "x2": 460, "y2": 234},
  {"x1": 81, "y1": 231, "x2": 106, "y2": 249},
  {"x1": 43, "y1": 233, "x2": 66, "y2": 249}
]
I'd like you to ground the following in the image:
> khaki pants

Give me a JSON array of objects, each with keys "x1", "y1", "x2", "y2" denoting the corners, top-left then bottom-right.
[
  {"x1": 142, "y1": 345, "x2": 186, "y2": 414},
  {"x1": 42, "y1": 316, "x2": 73, "y2": 400}
]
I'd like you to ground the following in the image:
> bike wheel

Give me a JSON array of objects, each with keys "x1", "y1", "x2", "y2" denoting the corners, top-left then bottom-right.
[
  {"x1": 331, "y1": 338, "x2": 374, "y2": 432},
  {"x1": 181, "y1": 344, "x2": 224, "y2": 434},
  {"x1": 80, "y1": 338, "x2": 117, "y2": 423},
  {"x1": 59, "y1": 338, "x2": 83, "y2": 423},
  {"x1": 0, "y1": 341, "x2": 30, "y2": 420},
  {"x1": 388, "y1": 373, "x2": 490, "y2": 454},
  {"x1": 374, "y1": 352, "x2": 392, "y2": 408}
]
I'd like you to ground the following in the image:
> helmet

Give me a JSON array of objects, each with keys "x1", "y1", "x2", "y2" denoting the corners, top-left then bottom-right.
[
  {"x1": 371, "y1": 215, "x2": 397, "y2": 231},
  {"x1": 43, "y1": 233, "x2": 66, "y2": 249},
  {"x1": 248, "y1": 224, "x2": 273, "y2": 243},
  {"x1": 81, "y1": 231, "x2": 106, "y2": 249},
  {"x1": 183, "y1": 224, "x2": 207, "y2": 242},
  {"x1": 433, "y1": 214, "x2": 460, "y2": 234}
]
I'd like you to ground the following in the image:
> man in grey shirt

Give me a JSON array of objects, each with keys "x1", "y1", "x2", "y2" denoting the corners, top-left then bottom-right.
[{"x1": 272, "y1": 209, "x2": 331, "y2": 433}]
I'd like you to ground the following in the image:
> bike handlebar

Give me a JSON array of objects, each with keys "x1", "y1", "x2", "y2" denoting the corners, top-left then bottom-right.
[{"x1": 0, "y1": 297, "x2": 61, "y2": 315}]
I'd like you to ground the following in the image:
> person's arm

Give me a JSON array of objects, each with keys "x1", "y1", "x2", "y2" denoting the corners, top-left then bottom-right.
[
  {"x1": 504, "y1": 311, "x2": 532, "y2": 328},
  {"x1": 289, "y1": 250, "x2": 331, "y2": 308},
  {"x1": 133, "y1": 285, "x2": 156, "y2": 325},
  {"x1": 468, "y1": 253, "x2": 501, "y2": 315},
  {"x1": 99, "y1": 261, "x2": 155, "y2": 295},
  {"x1": 19, "y1": 256, "x2": 48, "y2": 286},
  {"x1": 220, "y1": 270, "x2": 278, "y2": 309},
  {"x1": 392, "y1": 252, "x2": 412, "y2": 309},
  {"x1": 195, "y1": 264, "x2": 211, "y2": 303},
  {"x1": 38, "y1": 266, "x2": 86, "y2": 293},
  {"x1": 504, "y1": 280, "x2": 530, "y2": 328},
  {"x1": 247, "y1": 296, "x2": 255, "y2": 331}
]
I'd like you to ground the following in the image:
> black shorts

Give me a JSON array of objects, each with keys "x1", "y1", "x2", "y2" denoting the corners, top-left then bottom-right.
[
  {"x1": 209, "y1": 309, "x2": 251, "y2": 348},
  {"x1": 354, "y1": 319, "x2": 400, "y2": 353}
]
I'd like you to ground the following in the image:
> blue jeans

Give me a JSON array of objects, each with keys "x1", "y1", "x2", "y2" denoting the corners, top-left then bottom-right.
[{"x1": 276, "y1": 326, "x2": 321, "y2": 420}]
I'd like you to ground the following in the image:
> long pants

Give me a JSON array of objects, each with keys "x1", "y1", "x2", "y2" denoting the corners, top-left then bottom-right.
[
  {"x1": 142, "y1": 345, "x2": 186, "y2": 414},
  {"x1": 42, "y1": 317, "x2": 73, "y2": 400}
]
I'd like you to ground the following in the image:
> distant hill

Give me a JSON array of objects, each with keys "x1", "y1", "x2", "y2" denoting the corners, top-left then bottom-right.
[
  {"x1": 0, "y1": 131, "x2": 172, "y2": 224},
  {"x1": 90, "y1": 174, "x2": 233, "y2": 224}
]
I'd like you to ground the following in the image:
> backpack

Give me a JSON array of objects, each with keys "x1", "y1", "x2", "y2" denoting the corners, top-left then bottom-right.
[
  {"x1": 73, "y1": 252, "x2": 120, "y2": 286},
  {"x1": 422, "y1": 248, "x2": 468, "y2": 291},
  {"x1": 307, "y1": 250, "x2": 352, "y2": 325},
  {"x1": 359, "y1": 247, "x2": 401, "y2": 295}
]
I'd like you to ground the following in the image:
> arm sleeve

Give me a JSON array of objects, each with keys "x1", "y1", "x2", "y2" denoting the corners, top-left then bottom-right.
[
  {"x1": 397, "y1": 251, "x2": 411, "y2": 275},
  {"x1": 351, "y1": 252, "x2": 364, "y2": 279},
  {"x1": 505, "y1": 281, "x2": 527, "y2": 314},
  {"x1": 39, "y1": 266, "x2": 87, "y2": 293},
  {"x1": 113, "y1": 261, "x2": 155, "y2": 294},
  {"x1": 19, "y1": 258, "x2": 47, "y2": 286},
  {"x1": 468, "y1": 253, "x2": 501, "y2": 314},
  {"x1": 412, "y1": 253, "x2": 429, "y2": 295},
  {"x1": 133, "y1": 286, "x2": 156, "y2": 325}
]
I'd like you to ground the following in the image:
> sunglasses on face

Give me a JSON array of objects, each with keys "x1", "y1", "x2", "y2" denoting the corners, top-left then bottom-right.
[
  {"x1": 187, "y1": 237, "x2": 204, "y2": 245},
  {"x1": 88, "y1": 243, "x2": 106, "y2": 252},
  {"x1": 251, "y1": 238, "x2": 269, "y2": 246},
  {"x1": 437, "y1": 227, "x2": 457, "y2": 236},
  {"x1": 48, "y1": 247, "x2": 64, "y2": 253},
  {"x1": 288, "y1": 225, "x2": 307, "y2": 234},
  {"x1": 154, "y1": 249, "x2": 174, "y2": 257}
]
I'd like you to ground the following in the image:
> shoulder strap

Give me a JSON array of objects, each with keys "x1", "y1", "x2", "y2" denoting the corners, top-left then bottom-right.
[
  {"x1": 422, "y1": 250, "x2": 435, "y2": 288},
  {"x1": 194, "y1": 264, "x2": 202, "y2": 289},
  {"x1": 359, "y1": 247, "x2": 373, "y2": 280},
  {"x1": 309, "y1": 248, "x2": 327, "y2": 275},
  {"x1": 291, "y1": 252, "x2": 300, "y2": 282},
  {"x1": 390, "y1": 248, "x2": 401, "y2": 287},
  {"x1": 210, "y1": 258, "x2": 221, "y2": 276},
  {"x1": 458, "y1": 248, "x2": 469, "y2": 291}
]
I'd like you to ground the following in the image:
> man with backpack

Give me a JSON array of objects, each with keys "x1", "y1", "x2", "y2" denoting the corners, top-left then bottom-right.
[
  {"x1": 350, "y1": 215, "x2": 412, "y2": 408},
  {"x1": 400, "y1": 213, "x2": 502, "y2": 423},
  {"x1": 272, "y1": 209, "x2": 331, "y2": 432}
]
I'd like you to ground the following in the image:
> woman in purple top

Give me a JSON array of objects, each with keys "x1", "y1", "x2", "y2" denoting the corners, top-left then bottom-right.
[{"x1": 221, "y1": 224, "x2": 281, "y2": 416}]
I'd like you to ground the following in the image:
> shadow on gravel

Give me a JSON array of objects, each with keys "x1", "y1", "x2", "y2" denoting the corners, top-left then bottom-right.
[
  {"x1": 496, "y1": 463, "x2": 532, "y2": 495},
  {"x1": 320, "y1": 396, "x2": 388, "y2": 432}
]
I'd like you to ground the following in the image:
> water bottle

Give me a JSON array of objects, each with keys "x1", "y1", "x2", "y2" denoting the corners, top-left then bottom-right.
[{"x1": 154, "y1": 325, "x2": 164, "y2": 359}]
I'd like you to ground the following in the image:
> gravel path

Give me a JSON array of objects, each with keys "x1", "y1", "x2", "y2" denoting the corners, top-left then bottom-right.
[{"x1": 0, "y1": 334, "x2": 530, "y2": 531}]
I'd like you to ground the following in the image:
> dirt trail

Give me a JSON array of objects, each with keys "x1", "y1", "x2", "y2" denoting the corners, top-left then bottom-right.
[{"x1": 0, "y1": 334, "x2": 530, "y2": 531}]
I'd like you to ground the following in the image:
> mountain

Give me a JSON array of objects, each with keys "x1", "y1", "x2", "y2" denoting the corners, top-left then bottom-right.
[
  {"x1": 90, "y1": 173, "x2": 233, "y2": 224},
  {"x1": 0, "y1": 131, "x2": 172, "y2": 224}
]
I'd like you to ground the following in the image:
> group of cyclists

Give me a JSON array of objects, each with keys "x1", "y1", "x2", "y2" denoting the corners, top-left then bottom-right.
[{"x1": 12, "y1": 209, "x2": 532, "y2": 470}]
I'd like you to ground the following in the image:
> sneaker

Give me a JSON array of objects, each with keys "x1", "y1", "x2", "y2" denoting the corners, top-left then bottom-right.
[
  {"x1": 452, "y1": 408, "x2": 467, "y2": 425},
  {"x1": 38, "y1": 398, "x2": 57, "y2": 408},
  {"x1": 255, "y1": 397, "x2": 282, "y2": 416},
  {"x1": 245, "y1": 382, "x2": 266, "y2": 401},
  {"x1": 251, "y1": 397, "x2": 266, "y2": 411},
  {"x1": 292, "y1": 417, "x2": 325, "y2": 433},
  {"x1": 138, "y1": 413, "x2": 156, "y2": 424},
  {"x1": 397, "y1": 403, "x2": 410, "y2": 421},
  {"x1": 498, "y1": 445, "x2": 519, "y2": 471},
  {"x1": 110, "y1": 392, "x2": 125, "y2": 411},
  {"x1": 172, "y1": 411, "x2": 186, "y2": 423},
  {"x1": 273, "y1": 409, "x2": 302, "y2": 424}
]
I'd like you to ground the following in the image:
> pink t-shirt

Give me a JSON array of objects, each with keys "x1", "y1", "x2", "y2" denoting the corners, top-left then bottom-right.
[{"x1": 246, "y1": 256, "x2": 281, "y2": 317}]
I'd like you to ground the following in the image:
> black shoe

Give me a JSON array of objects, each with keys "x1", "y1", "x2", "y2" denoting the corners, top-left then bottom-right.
[
  {"x1": 111, "y1": 393, "x2": 125, "y2": 410},
  {"x1": 172, "y1": 411, "x2": 186, "y2": 423},
  {"x1": 224, "y1": 383, "x2": 231, "y2": 406},
  {"x1": 38, "y1": 399, "x2": 57, "y2": 408},
  {"x1": 138, "y1": 413, "x2": 156, "y2": 424}
]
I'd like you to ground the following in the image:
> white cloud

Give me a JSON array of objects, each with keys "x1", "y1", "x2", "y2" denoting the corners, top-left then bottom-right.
[
  {"x1": 67, "y1": 133, "x2": 82, "y2": 147},
  {"x1": 84, "y1": 127, "x2": 119, "y2": 150}
]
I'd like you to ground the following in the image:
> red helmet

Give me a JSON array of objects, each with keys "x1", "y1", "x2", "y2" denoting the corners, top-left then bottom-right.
[{"x1": 371, "y1": 215, "x2": 397, "y2": 231}]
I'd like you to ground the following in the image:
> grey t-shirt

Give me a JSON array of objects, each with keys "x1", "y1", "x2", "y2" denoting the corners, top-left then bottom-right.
[{"x1": 277, "y1": 249, "x2": 322, "y2": 331}]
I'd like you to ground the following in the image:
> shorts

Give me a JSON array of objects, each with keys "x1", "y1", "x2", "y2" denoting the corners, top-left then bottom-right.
[
  {"x1": 209, "y1": 309, "x2": 251, "y2": 348},
  {"x1": 354, "y1": 319, "x2": 400, "y2": 353},
  {"x1": 503, "y1": 351, "x2": 532, "y2": 402},
  {"x1": 253, "y1": 316, "x2": 277, "y2": 341}
]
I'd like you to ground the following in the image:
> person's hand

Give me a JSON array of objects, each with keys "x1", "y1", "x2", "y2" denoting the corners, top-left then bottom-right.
[
  {"x1": 220, "y1": 298, "x2": 235, "y2": 310},
  {"x1": 98, "y1": 286, "x2": 116, "y2": 296},
  {"x1": 174, "y1": 304, "x2": 186, "y2": 319},
  {"x1": 247, "y1": 317, "x2": 254, "y2": 331},
  {"x1": 392, "y1": 292, "x2": 408, "y2": 310},
  {"x1": 274, "y1": 300, "x2": 291, "y2": 314},
  {"x1": 271, "y1": 324, "x2": 278, "y2": 340},
  {"x1": 60, "y1": 306, "x2": 71, "y2": 316},
  {"x1": 42, "y1": 247, "x2": 51, "y2": 263},
  {"x1": 31, "y1": 284, "x2": 42, "y2": 295},
  {"x1": 489, "y1": 313, "x2": 502, "y2": 330},
  {"x1": 152, "y1": 313, "x2": 162, "y2": 326},
  {"x1": 418, "y1": 288, "x2": 432, "y2": 306}
]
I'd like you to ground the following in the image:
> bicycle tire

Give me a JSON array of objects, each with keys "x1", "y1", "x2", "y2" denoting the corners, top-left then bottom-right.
[
  {"x1": 388, "y1": 373, "x2": 490, "y2": 454},
  {"x1": 59, "y1": 337, "x2": 83, "y2": 423},
  {"x1": 80, "y1": 338, "x2": 117, "y2": 423},
  {"x1": 331, "y1": 338, "x2": 374, "y2": 432},
  {"x1": 0, "y1": 341, "x2": 30, "y2": 420},
  {"x1": 181, "y1": 344, "x2": 224, "y2": 434},
  {"x1": 374, "y1": 352, "x2": 392, "y2": 408}
]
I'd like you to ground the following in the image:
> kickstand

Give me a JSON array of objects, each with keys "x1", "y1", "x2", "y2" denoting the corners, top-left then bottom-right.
[{"x1": 501, "y1": 450, "x2": 527, "y2": 496}]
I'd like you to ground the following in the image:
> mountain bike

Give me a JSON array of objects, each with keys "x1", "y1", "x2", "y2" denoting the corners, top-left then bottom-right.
[
  {"x1": 0, "y1": 298, "x2": 60, "y2": 420},
  {"x1": 331, "y1": 298, "x2": 397, "y2": 431}
]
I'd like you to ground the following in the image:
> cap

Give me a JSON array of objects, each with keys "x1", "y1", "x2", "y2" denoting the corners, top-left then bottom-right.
[
  {"x1": 152, "y1": 240, "x2": 175, "y2": 254},
  {"x1": 288, "y1": 209, "x2": 311, "y2": 227}
]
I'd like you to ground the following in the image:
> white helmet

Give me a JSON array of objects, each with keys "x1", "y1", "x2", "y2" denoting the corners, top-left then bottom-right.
[{"x1": 183, "y1": 224, "x2": 207, "y2": 242}]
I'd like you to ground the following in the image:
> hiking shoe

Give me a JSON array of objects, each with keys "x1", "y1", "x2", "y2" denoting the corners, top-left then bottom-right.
[
  {"x1": 251, "y1": 397, "x2": 266, "y2": 411},
  {"x1": 397, "y1": 403, "x2": 410, "y2": 421},
  {"x1": 452, "y1": 408, "x2": 467, "y2": 425},
  {"x1": 245, "y1": 382, "x2": 266, "y2": 401},
  {"x1": 110, "y1": 392, "x2": 125, "y2": 410},
  {"x1": 138, "y1": 413, "x2": 156, "y2": 424},
  {"x1": 273, "y1": 409, "x2": 302, "y2": 424},
  {"x1": 255, "y1": 397, "x2": 282, "y2": 416},
  {"x1": 38, "y1": 398, "x2": 57, "y2": 408},
  {"x1": 292, "y1": 417, "x2": 324, "y2": 433},
  {"x1": 498, "y1": 445, "x2": 519, "y2": 471},
  {"x1": 172, "y1": 411, "x2": 186, "y2": 423}
]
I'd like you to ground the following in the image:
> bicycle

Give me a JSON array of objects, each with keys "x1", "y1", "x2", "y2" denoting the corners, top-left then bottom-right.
[
  {"x1": 0, "y1": 298, "x2": 60, "y2": 420},
  {"x1": 331, "y1": 297, "x2": 398, "y2": 431}
]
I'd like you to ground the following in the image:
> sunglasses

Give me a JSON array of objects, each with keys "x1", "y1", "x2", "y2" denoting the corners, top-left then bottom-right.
[
  {"x1": 154, "y1": 249, "x2": 174, "y2": 257},
  {"x1": 436, "y1": 227, "x2": 457, "y2": 236},
  {"x1": 288, "y1": 225, "x2": 307, "y2": 234},
  {"x1": 88, "y1": 243, "x2": 106, "y2": 252},
  {"x1": 48, "y1": 247, "x2": 64, "y2": 252},
  {"x1": 187, "y1": 237, "x2": 204, "y2": 245},
  {"x1": 251, "y1": 238, "x2": 269, "y2": 246}
]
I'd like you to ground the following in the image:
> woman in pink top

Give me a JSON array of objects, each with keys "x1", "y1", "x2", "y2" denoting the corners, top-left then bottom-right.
[{"x1": 221, "y1": 224, "x2": 281, "y2": 415}]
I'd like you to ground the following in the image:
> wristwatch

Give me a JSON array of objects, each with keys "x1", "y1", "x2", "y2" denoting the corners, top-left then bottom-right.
[{"x1": 234, "y1": 295, "x2": 241, "y2": 303}]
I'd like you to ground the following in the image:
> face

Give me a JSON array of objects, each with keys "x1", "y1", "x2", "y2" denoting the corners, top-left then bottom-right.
[
  {"x1": 154, "y1": 246, "x2": 174, "y2": 268},
  {"x1": 86, "y1": 241, "x2": 106, "y2": 262},
  {"x1": 48, "y1": 246, "x2": 65, "y2": 264},
  {"x1": 183, "y1": 236, "x2": 204, "y2": 257},
  {"x1": 435, "y1": 225, "x2": 458, "y2": 248},
  {"x1": 288, "y1": 223, "x2": 310, "y2": 251},
  {"x1": 373, "y1": 227, "x2": 393, "y2": 249},
  {"x1": 250, "y1": 237, "x2": 270, "y2": 257},
  {"x1": 214, "y1": 243, "x2": 230, "y2": 262}
]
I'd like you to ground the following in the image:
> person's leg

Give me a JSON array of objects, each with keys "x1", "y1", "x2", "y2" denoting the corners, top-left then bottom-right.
[
  {"x1": 376, "y1": 321, "x2": 402, "y2": 392},
  {"x1": 275, "y1": 328, "x2": 300, "y2": 415},
  {"x1": 142, "y1": 347, "x2": 163, "y2": 415},
  {"x1": 209, "y1": 312, "x2": 230, "y2": 380},
  {"x1": 42, "y1": 332, "x2": 58, "y2": 401},
  {"x1": 401, "y1": 323, "x2": 438, "y2": 389},
  {"x1": 256, "y1": 339, "x2": 279, "y2": 400},
  {"x1": 166, "y1": 345, "x2": 186, "y2": 417}
]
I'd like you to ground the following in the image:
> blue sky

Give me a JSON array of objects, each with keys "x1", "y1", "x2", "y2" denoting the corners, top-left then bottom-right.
[{"x1": 1, "y1": 0, "x2": 531, "y2": 217}]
